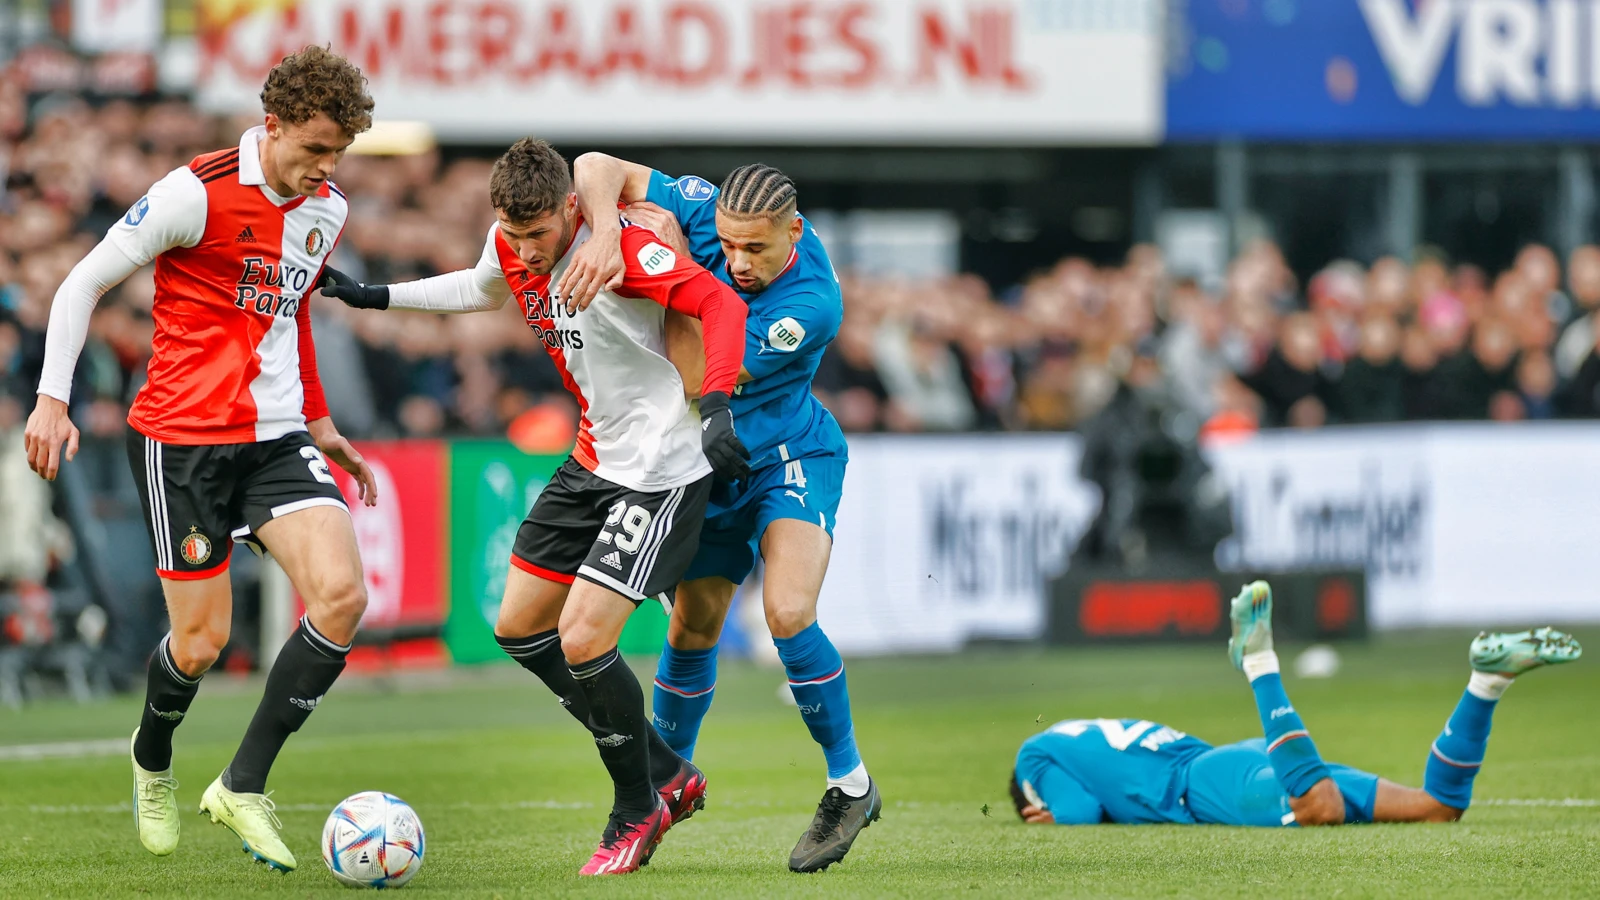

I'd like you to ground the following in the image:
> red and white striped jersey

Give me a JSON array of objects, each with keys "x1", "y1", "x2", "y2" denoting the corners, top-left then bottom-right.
[
  {"x1": 111, "y1": 127, "x2": 344, "y2": 445},
  {"x1": 482, "y1": 220, "x2": 746, "y2": 492}
]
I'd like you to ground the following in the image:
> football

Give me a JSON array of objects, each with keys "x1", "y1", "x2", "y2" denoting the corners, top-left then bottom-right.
[{"x1": 321, "y1": 791, "x2": 425, "y2": 888}]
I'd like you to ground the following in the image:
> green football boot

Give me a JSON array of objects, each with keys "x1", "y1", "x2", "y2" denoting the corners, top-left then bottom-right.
[
  {"x1": 198, "y1": 776, "x2": 296, "y2": 872},
  {"x1": 130, "y1": 729, "x2": 181, "y2": 856},
  {"x1": 1469, "y1": 628, "x2": 1582, "y2": 676},
  {"x1": 1228, "y1": 580, "x2": 1275, "y2": 671}
]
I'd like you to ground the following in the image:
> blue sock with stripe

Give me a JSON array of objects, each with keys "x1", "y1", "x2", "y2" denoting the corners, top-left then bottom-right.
[
  {"x1": 773, "y1": 622, "x2": 866, "y2": 792},
  {"x1": 1424, "y1": 672, "x2": 1508, "y2": 810},
  {"x1": 1243, "y1": 651, "x2": 1330, "y2": 798},
  {"x1": 651, "y1": 643, "x2": 717, "y2": 760}
]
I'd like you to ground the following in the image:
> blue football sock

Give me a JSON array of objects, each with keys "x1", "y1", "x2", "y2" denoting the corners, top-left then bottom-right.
[
  {"x1": 1246, "y1": 659, "x2": 1330, "y2": 798},
  {"x1": 1424, "y1": 678, "x2": 1504, "y2": 810},
  {"x1": 773, "y1": 623, "x2": 862, "y2": 781},
  {"x1": 651, "y1": 643, "x2": 718, "y2": 760}
]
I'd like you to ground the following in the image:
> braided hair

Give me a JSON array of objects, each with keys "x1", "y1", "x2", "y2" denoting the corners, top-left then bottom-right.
[{"x1": 717, "y1": 164, "x2": 798, "y2": 223}]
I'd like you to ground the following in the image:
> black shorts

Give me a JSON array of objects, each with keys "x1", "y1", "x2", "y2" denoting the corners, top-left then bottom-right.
[
  {"x1": 127, "y1": 428, "x2": 348, "y2": 580},
  {"x1": 511, "y1": 458, "x2": 713, "y2": 605}
]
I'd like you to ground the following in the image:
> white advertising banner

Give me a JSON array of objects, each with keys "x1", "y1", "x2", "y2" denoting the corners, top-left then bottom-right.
[
  {"x1": 1205, "y1": 424, "x2": 1600, "y2": 629},
  {"x1": 194, "y1": 0, "x2": 1163, "y2": 144},
  {"x1": 815, "y1": 425, "x2": 1600, "y2": 654},
  {"x1": 816, "y1": 434, "x2": 1100, "y2": 655}
]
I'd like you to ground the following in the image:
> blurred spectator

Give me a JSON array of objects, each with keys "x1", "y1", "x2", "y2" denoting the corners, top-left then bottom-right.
[
  {"x1": 1337, "y1": 315, "x2": 1404, "y2": 424},
  {"x1": 8, "y1": 90, "x2": 1600, "y2": 443}
]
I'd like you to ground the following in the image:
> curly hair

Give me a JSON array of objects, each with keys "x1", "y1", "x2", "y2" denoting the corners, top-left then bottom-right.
[
  {"x1": 260, "y1": 46, "x2": 374, "y2": 137},
  {"x1": 489, "y1": 138, "x2": 572, "y2": 224}
]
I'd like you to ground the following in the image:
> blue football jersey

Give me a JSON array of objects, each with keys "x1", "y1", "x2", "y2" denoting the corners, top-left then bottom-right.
[
  {"x1": 1015, "y1": 719, "x2": 1213, "y2": 825},
  {"x1": 644, "y1": 170, "x2": 848, "y2": 468}
]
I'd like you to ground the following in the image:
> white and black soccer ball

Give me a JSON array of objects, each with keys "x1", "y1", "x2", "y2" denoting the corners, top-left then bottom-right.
[{"x1": 321, "y1": 791, "x2": 425, "y2": 888}]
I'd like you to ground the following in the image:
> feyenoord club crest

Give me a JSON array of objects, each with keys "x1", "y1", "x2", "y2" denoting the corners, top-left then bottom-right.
[
  {"x1": 305, "y1": 227, "x2": 327, "y2": 256},
  {"x1": 180, "y1": 527, "x2": 212, "y2": 565}
]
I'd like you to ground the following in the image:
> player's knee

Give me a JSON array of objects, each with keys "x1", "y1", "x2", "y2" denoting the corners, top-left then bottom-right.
[
  {"x1": 310, "y1": 572, "x2": 368, "y2": 630},
  {"x1": 764, "y1": 603, "x2": 816, "y2": 640},
  {"x1": 1291, "y1": 780, "x2": 1346, "y2": 826},
  {"x1": 169, "y1": 629, "x2": 224, "y2": 676},
  {"x1": 559, "y1": 625, "x2": 613, "y2": 666}
]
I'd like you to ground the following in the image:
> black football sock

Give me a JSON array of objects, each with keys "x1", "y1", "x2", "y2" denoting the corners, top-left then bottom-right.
[
  {"x1": 569, "y1": 647, "x2": 657, "y2": 820},
  {"x1": 498, "y1": 631, "x2": 683, "y2": 787},
  {"x1": 133, "y1": 633, "x2": 202, "y2": 772},
  {"x1": 222, "y1": 616, "x2": 349, "y2": 794}
]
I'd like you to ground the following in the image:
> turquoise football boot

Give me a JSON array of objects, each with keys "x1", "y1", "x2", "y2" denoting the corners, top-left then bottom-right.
[{"x1": 1227, "y1": 580, "x2": 1274, "y2": 671}]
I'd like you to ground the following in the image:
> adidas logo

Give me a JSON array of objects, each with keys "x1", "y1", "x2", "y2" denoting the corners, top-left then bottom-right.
[
  {"x1": 595, "y1": 732, "x2": 632, "y2": 747},
  {"x1": 148, "y1": 705, "x2": 184, "y2": 721},
  {"x1": 290, "y1": 695, "x2": 322, "y2": 712},
  {"x1": 235, "y1": 226, "x2": 257, "y2": 243},
  {"x1": 601, "y1": 550, "x2": 623, "y2": 571}
]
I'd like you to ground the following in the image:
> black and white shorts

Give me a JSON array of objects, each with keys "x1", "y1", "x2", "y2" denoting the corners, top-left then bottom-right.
[
  {"x1": 127, "y1": 429, "x2": 349, "y2": 580},
  {"x1": 510, "y1": 458, "x2": 713, "y2": 606}
]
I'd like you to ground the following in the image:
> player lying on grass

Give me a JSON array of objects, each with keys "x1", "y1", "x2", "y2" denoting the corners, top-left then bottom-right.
[
  {"x1": 319, "y1": 138, "x2": 751, "y2": 876},
  {"x1": 26, "y1": 47, "x2": 378, "y2": 872},
  {"x1": 1011, "y1": 581, "x2": 1582, "y2": 827},
  {"x1": 559, "y1": 156, "x2": 878, "y2": 873}
]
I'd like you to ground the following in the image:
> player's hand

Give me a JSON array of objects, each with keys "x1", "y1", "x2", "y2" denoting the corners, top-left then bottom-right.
[
  {"x1": 624, "y1": 201, "x2": 691, "y2": 259},
  {"x1": 308, "y1": 421, "x2": 379, "y2": 507},
  {"x1": 319, "y1": 266, "x2": 390, "y2": 310},
  {"x1": 555, "y1": 225, "x2": 625, "y2": 315},
  {"x1": 1019, "y1": 804, "x2": 1055, "y2": 825},
  {"x1": 24, "y1": 394, "x2": 80, "y2": 482},
  {"x1": 698, "y1": 391, "x2": 751, "y2": 482}
]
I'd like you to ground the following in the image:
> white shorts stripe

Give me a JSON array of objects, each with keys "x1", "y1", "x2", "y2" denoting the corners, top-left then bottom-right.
[
  {"x1": 578, "y1": 565, "x2": 646, "y2": 602},
  {"x1": 269, "y1": 496, "x2": 349, "y2": 520},
  {"x1": 145, "y1": 437, "x2": 170, "y2": 570},
  {"x1": 624, "y1": 486, "x2": 678, "y2": 593},
  {"x1": 631, "y1": 486, "x2": 685, "y2": 593}
]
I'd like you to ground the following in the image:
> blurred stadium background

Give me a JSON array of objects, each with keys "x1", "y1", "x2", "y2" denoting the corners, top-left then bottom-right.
[
  {"x1": 0, "y1": 0, "x2": 1595, "y2": 733},
  {"x1": 3, "y1": 1, "x2": 1599, "y2": 895}
]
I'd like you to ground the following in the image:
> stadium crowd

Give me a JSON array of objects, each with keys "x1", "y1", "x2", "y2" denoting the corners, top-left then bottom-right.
[{"x1": 5, "y1": 97, "x2": 1600, "y2": 448}]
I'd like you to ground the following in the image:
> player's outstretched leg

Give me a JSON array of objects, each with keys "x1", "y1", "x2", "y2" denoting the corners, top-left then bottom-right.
[
  {"x1": 204, "y1": 506, "x2": 369, "y2": 872},
  {"x1": 495, "y1": 566, "x2": 704, "y2": 826},
  {"x1": 777, "y1": 622, "x2": 881, "y2": 872},
  {"x1": 203, "y1": 614, "x2": 352, "y2": 872},
  {"x1": 1424, "y1": 628, "x2": 1583, "y2": 812},
  {"x1": 1228, "y1": 581, "x2": 1332, "y2": 800},
  {"x1": 131, "y1": 634, "x2": 199, "y2": 856}
]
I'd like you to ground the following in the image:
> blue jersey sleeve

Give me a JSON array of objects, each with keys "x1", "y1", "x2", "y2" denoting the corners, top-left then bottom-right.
[
  {"x1": 644, "y1": 170, "x2": 723, "y2": 270},
  {"x1": 743, "y1": 291, "x2": 842, "y2": 383}
]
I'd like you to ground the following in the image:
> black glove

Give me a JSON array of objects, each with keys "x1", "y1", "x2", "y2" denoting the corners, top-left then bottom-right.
[
  {"x1": 319, "y1": 266, "x2": 390, "y2": 310},
  {"x1": 698, "y1": 391, "x2": 751, "y2": 482}
]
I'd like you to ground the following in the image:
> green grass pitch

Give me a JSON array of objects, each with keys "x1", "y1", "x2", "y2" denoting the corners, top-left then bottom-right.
[{"x1": 1, "y1": 631, "x2": 1595, "y2": 898}]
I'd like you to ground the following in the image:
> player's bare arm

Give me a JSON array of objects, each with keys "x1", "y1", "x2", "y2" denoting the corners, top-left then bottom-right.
[
  {"x1": 561, "y1": 153, "x2": 658, "y2": 312},
  {"x1": 306, "y1": 416, "x2": 378, "y2": 506}
]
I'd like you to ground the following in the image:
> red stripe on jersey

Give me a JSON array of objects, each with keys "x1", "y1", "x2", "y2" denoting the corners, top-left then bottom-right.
[{"x1": 494, "y1": 230, "x2": 597, "y2": 470}]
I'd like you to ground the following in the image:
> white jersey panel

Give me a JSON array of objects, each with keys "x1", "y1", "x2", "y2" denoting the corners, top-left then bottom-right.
[
  {"x1": 249, "y1": 190, "x2": 347, "y2": 441},
  {"x1": 555, "y1": 226, "x2": 710, "y2": 492}
]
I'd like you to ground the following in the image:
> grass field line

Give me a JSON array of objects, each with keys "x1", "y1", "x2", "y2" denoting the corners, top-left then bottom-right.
[
  {"x1": 9, "y1": 797, "x2": 1596, "y2": 817},
  {"x1": 0, "y1": 738, "x2": 127, "y2": 761}
]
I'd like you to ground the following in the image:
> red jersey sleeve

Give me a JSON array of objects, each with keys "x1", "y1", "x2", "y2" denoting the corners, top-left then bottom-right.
[
  {"x1": 297, "y1": 281, "x2": 330, "y2": 422},
  {"x1": 612, "y1": 224, "x2": 746, "y2": 397}
]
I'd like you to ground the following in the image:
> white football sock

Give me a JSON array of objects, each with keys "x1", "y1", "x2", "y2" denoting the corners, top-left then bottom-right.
[
  {"x1": 1467, "y1": 670, "x2": 1512, "y2": 701},
  {"x1": 1242, "y1": 650, "x2": 1280, "y2": 682},
  {"x1": 828, "y1": 762, "x2": 870, "y2": 798}
]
